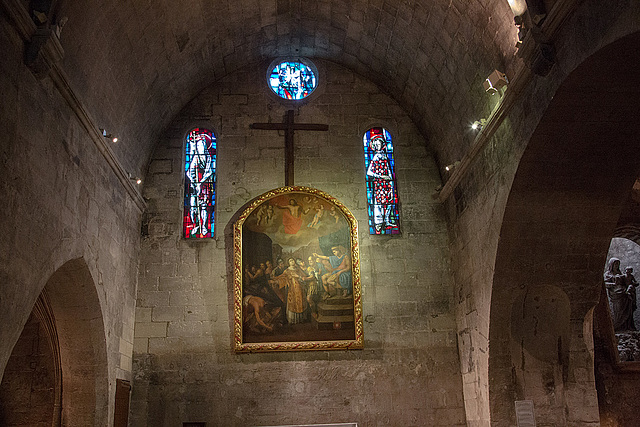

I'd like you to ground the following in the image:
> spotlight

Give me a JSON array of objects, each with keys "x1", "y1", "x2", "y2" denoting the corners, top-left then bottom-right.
[
  {"x1": 99, "y1": 128, "x2": 118, "y2": 143},
  {"x1": 128, "y1": 173, "x2": 142, "y2": 185},
  {"x1": 445, "y1": 161, "x2": 460, "y2": 172},
  {"x1": 471, "y1": 119, "x2": 487, "y2": 131},
  {"x1": 483, "y1": 70, "x2": 508, "y2": 95}
]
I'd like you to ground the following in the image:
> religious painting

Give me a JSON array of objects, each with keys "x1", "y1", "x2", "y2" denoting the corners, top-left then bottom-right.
[{"x1": 233, "y1": 187, "x2": 363, "y2": 352}]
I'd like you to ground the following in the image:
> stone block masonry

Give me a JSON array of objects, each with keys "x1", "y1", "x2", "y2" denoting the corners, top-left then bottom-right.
[{"x1": 131, "y1": 59, "x2": 464, "y2": 427}]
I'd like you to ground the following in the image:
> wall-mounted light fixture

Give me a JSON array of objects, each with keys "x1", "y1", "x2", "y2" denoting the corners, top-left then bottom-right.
[
  {"x1": 471, "y1": 119, "x2": 488, "y2": 131},
  {"x1": 128, "y1": 173, "x2": 142, "y2": 185},
  {"x1": 483, "y1": 70, "x2": 508, "y2": 95},
  {"x1": 445, "y1": 161, "x2": 461, "y2": 172},
  {"x1": 99, "y1": 128, "x2": 118, "y2": 143}
]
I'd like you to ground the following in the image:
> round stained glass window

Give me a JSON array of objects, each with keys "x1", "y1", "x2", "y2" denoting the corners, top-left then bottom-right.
[{"x1": 268, "y1": 59, "x2": 317, "y2": 100}]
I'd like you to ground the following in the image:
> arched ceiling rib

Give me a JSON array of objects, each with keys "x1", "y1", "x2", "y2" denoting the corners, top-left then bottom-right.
[{"x1": 56, "y1": 0, "x2": 519, "y2": 175}]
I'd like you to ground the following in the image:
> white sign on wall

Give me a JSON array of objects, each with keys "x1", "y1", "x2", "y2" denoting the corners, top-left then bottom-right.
[{"x1": 515, "y1": 400, "x2": 536, "y2": 427}]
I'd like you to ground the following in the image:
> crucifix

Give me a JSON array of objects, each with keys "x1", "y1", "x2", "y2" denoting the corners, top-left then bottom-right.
[{"x1": 250, "y1": 110, "x2": 329, "y2": 186}]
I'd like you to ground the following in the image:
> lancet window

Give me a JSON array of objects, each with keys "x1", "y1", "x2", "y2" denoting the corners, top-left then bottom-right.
[
  {"x1": 183, "y1": 128, "x2": 217, "y2": 238},
  {"x1": 363, "y1": 127, "x2": 400, "y2": 235}
]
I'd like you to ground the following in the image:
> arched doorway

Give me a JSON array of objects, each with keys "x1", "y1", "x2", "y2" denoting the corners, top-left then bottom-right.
[
  {"x1": 0, "y1": 290, "x2": 62, "y2": 426},
  {"x1": 488, "y1": 31, "x2": 640, "y2": 426},
  {"x1": 0, "y1": 258, "x2": 109, "y2": 426}
]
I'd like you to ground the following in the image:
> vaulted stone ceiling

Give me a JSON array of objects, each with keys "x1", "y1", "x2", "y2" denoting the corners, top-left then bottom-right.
[{"x1": 56, "y1": 0, "x2": 520, "y2": 176}]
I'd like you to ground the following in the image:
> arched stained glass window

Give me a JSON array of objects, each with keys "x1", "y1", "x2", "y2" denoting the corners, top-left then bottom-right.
[
  {"x1": 183, "y1": 128, "x2": 216, "y2": 238},
  {"x1": 268, "y1": 59, "x2": 317, "y2": 100},
  {"x1": 363, "y1": 127, "x2": 400, "y2": 235}
]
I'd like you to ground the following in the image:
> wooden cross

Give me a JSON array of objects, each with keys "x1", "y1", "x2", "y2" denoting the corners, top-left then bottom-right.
[{"x1": 250, "y1": 110, "x2": 328, "y2": 186}]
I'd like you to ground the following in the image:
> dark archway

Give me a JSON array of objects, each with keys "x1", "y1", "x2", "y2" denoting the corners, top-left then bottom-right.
[
  {"x1": 0, "y1": 290, "x2": 62, "y2": 426},
  {"x1": 0, "y1": 258, "x2": 109, "y2": 426},
  {"x1": 488, "y1": 31, "x2": 640, "y2": 426}
]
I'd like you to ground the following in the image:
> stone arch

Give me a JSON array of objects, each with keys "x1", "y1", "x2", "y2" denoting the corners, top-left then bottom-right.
[
  {"x1": 44, "y1": 258, "x2": 109, "y2": 425},
  {"x1": 613, "y1": 225, "x2": 640, "y2": 246},
  {"x1": 488, "y1": 31, "x2": 640, "y2": 426},
  {"x1": 0, "y1": 290, "x2": 62, "y2": 426},
  {"x1": 0, "y1": 257, "x2": 108, "y2": 426}
]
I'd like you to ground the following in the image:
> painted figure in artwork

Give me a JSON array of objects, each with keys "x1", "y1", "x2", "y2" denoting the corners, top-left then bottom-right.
[
  {"x1": 308, "y1": 204, "x2": 324, "y2": 228},
  {"x1": 243, "y1": 262, "x2": 284, "y2": 332},
  {"x1": 306, "y1": 255, "x2": 322, "y2": 314},
  {"x1": 243, "y1": 295, "x2": 281, "y2": 332},
  {"x1": 186, "y1": 132, "x2": 215, "y2": 237},
  {"x1": 270, "y1": 258, "x2": 310, "y2": 324},
  {"x1": 366, "y1": 134, "x2": 396, "y2": 234},
  {"x1": 237, "y1": 189, "x2": 362, "y2": 350},
  {"x1": 314, "y1": 245, "x2": 352, "y2": 298},
  {"x1": 604, "y1": 257, "x2": 637, "y2": 331},
  {"x1": 272, "y1": 258, "x2": 286, "y2": 278},
  {"x1": 276, "y1": 199, "x2": 309, "y2": 234}
]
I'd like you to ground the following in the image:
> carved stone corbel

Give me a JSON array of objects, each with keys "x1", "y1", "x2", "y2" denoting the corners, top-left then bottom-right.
[{"x1": 25, "y1": 27, "x2": 64, "y2": 78}]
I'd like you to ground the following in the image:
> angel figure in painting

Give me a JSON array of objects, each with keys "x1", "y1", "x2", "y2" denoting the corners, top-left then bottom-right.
[
  {"x1": 307, "y1": 204, "x2": 324, "y2": 228},
  {"x1": 255, "y1": 204, "x2": 268, "y2": 226},
  {"x1": 270, "y1": 258, "x2": 309, "y2": 324}
]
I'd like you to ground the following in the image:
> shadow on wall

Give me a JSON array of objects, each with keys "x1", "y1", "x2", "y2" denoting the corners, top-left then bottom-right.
[{"x1": 510, "y1": 286, "x2": 571, "y2": 423}]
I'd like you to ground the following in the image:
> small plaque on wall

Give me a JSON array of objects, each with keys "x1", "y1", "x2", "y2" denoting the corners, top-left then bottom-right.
[{"x1": 515, "y1": 400, "x2": 536, "y2": 427}]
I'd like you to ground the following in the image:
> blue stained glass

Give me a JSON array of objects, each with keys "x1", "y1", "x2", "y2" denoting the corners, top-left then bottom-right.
[
  {"x1": 268, "y1": 60, "x2": 317, "y2": 100},
  {"x1": 363, "y1": 128, "x2": 400, "y2": 235},
  {"x1": 184, "y1": 128, "x2": 216, "y2": 238}
]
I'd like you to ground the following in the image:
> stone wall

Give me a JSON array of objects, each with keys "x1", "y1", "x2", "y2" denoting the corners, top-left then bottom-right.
[
  {"x1": 0, "y1": 11, "x2": 141, "y2": 425},
  {"x1": 130, "y1": 59, "x2": 464, "y2": 426},
  {"x1": 445, "y1": 1, "x2": 640, "y2": 426}
]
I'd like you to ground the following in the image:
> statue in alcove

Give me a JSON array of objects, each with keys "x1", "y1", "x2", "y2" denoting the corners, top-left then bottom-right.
[{"x1": 604, "y1": 258, "x2": 638, "y2": 331}]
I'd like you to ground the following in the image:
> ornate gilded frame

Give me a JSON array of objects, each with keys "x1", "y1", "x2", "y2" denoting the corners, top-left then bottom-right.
[{"x1": 233, "y1": 186, "x2": 363, "y2": 352}]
